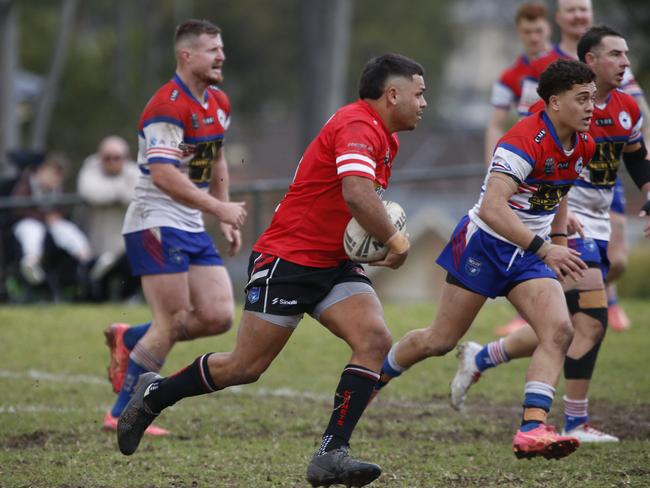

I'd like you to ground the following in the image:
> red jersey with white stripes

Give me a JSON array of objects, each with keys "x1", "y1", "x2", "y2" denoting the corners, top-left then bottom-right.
[
  {"x1": 123, "y1": 74, "x2": 231, "y2": 233},
  {"x1": 469, "y1": 110, "x2": 596, "y2": 242},
  {"x1": 254, "y1": 100, "x2": 399, "y2": 267}
]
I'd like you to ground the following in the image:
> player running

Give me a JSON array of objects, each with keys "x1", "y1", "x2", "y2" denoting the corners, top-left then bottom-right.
[
  {"x1": 117, "y1": 53, "x2": 426, "y2": 488},
  {"x1": 102, "y1": 19, "x2": 246, "y2": 435},
  {"x1": 450, "y1": 26, "x2": 650, "y2": 443},
  {"x1": 373, "y1": 59, "x2": 596, "y2": 460}
]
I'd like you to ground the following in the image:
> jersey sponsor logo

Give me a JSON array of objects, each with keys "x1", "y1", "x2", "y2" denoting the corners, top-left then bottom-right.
[
  {"x1": 543, "y1": 158, "x2": 554, "y2": 174},
  {"x1": 557, "y1": 160, "x2": 570, "y2": 170},
  {"x1": 203, "y1": 116, "x2": 214, "y2": 125},
  {"x1": 528, "y1": 183, "x2": 573, "y2": 211},
  {"x1": 575, "y1": 157, "x2": 584, "y2": 174},
  {"x1": 191, "y1": 113, "x2": 200, "y2": 129},
  {"x1": 534, "y1": 128, "x2": 547, "y2": 144},
  {"x1": 383, "y1": 148, "x2": 391, "y2": 167},
  {"x1": 618, "y1": 111, "x2": 631, "y2": 130},
  {"x1": 247, "y1": 287, "x2": 260, "y2": 304},
  {"x1": 464, "y1": 257, "x2": 482, "y2": 277},
  {"x1": 595, "y1": 117, "x2": 613, "y2": 126},
  {"x1": 590, "y1": 141, "x2": 625, "y2": 186},
  {"x1": 271, "y1": 297, "x2": 298, "y2": 305},
  {"x1": 170, "y1": 89, "x2": 179, "y2": 101},
  {"x1": 347, "y1": 142, "x2": 374, "y2": 153}
]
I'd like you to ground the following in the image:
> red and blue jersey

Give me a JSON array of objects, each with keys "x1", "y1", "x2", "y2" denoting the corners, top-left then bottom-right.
[
  {"x1": 490, "y1": 53, "x2": 536, "y2": 110},
  {"x1": 530, "y1": 90, "x2": 643, "y2": 240},
  {"x1": 470, "y1": 110, "x2": 596, "y2": 242},
  {"x1": 254, "y1": 100, "x2": 399, "y2": 268},
  {"x1": 123, "y1": 74, "x2": 231, "y2": 233},
  {"x1": 517, "y1": 44, "x2": 643, "y2": 116}
]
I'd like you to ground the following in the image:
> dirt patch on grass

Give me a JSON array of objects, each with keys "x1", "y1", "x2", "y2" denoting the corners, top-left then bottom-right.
[{"x1": 1, "y1": 430, "x2": 78, "y2": 450}]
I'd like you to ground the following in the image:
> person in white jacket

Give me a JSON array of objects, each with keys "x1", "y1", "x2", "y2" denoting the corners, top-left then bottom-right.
[{"x1": 77, "y1": 136, "x2": 140, "y2": 300}]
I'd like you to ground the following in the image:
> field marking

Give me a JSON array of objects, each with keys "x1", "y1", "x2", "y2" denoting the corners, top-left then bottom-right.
[{"x1": 0, "y1": 368, "x2": 447, "y2": 415}]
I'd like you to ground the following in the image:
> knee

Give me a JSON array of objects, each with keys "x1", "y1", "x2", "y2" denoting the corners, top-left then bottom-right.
[
  {"x1": 195, "y1": 304, "x2": 234, "y2": 335},
  {"x1": 419, "y1": 328, "x2": 456, "y2": 357},
  {"x1": 355, "y1": 324, "x2": 392, "y2": 361},
  {"x1": 551, "y1": 319, "x2": 574, "y2": 353}
]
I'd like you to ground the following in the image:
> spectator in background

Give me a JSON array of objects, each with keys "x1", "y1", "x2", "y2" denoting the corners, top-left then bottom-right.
[
  {"x1": 11, "y1": 152, "x2": 92, "y2": 294},
  {"x1": 77, "y1": 136, "x2": 140, "y2": 301}
]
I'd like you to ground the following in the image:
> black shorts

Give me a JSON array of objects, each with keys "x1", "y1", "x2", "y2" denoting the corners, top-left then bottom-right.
[{"x1": 243, "y1": 252, "x2": 372, "y2": 317}]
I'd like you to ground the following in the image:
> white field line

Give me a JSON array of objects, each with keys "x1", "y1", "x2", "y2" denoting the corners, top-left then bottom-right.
[{"x1": 0, "y1": 368, "x2": 446, "y2": 415}]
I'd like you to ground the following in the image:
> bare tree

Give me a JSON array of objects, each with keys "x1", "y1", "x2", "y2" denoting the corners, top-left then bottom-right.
[{"x1": 29, "y1": 0, "x2": 80, "y2": 151}]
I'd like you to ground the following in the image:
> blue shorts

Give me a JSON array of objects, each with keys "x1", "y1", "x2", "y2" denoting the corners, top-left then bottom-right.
[
  {"x1": 568, "y1": 237, "x2": 609, "y2": 281},
  {"x1": 436, "y1": 215, "x2": 557, "y2": 299},
  {"x1": 610, "y1": 176, "x2": 625, "y2": 214},
  {"x1": 124, "y1": 227, "x2": 222, "y2": 276}
]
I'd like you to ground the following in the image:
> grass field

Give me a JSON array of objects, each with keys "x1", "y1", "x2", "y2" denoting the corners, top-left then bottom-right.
[{"x1": 1, "y1": 300, "x2": 649, "y2": 487}]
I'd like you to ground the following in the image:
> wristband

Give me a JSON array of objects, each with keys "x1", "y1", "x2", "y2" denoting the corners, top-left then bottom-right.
[
  {"x1": 526, "y1": 234, "x2": 545, "y2": 254},
  {"x1": 549, "y1": 233, "x2": 568, "y2": 238},
  {"x1": 385, "y1": 231, "x2": 410, "y2": 254}
]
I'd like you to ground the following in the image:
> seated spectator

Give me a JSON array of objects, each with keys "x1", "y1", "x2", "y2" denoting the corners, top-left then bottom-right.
[
  {"x1": 77, "y1": 136, "x2": 140, "y2": 301},
  {"x1": 11, "y1": 152, "x2": 92, "y2": 296}
]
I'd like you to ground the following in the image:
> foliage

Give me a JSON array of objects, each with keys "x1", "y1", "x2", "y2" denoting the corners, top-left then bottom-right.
[{"x1": 14, "y1": 0, "x2": 453, "y2": 180}]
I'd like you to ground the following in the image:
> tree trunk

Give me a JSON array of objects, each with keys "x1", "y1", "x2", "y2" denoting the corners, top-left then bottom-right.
[
  {"x1": 29, "y1": 0, "x2": 80, "y2": 151},
  {"x1": 300, "y1": 0, "x2": 352, "y2": 148},
  {"x1": 0, "y1": 0, "x2": 18, "y2": 176}
]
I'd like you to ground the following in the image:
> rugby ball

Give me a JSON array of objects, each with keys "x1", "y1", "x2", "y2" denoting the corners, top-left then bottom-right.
[{"x1": 343, "y1": 201, "x2": 407, "y2": 263}]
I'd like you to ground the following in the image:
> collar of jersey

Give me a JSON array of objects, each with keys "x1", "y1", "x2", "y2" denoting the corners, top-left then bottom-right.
[
  {"x1": 358, "y1": 99, "x2": 391, "y2": 136},
  {"x1": 553, "y1": 43, "x2": 572, "y2": 60},
  {"x1": 541, "y1": 111, "x2": 577, "y2": 152},
  {"x1": 172, "y1": 74, "x2": 209, "y2": 108}
]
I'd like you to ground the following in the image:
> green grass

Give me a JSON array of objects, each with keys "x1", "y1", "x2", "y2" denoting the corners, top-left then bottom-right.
[{"x1": 1, "y1": 300, "x2": 649, "y2": 487}]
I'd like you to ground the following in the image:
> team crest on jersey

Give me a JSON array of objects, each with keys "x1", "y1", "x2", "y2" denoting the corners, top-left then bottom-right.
[
  {"x1": 170, "y1": 89, "x2": 179, "y2": 101},
  {"x1": 543, "y1": 158, "x2": 554, "y2": 174},
  {"x1": 464, "y1": 257, "x2": 482, "y2": 277},
  {"x1": 575, "y1": 157, "x2": 584, "y2": 174},
  {"x1": 191, "y1": 113, "x2": 200, "y2": 129},
  {"x1": 217, "y1": 108, "x2": 229, "y2": 129},
  {"x1": 618, "y1": 111, "x2": 631, "y2": 130},
  {"x1": 247, "y1": 287, "x2": 260, "y2": 304}
]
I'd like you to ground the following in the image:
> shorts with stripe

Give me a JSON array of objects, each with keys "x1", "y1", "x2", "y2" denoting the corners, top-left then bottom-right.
[
  {"x1": 436, "y1": 215, "x2": 557, "y2": 299},
  {"x1": 243, "y1": 251, "x2": 373, "y2": 326},
  {"x1": 124, "y1": 227, "x2": 222, "y2": 276}
]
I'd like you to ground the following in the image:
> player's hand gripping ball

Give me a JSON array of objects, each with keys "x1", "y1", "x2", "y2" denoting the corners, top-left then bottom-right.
[{"x1": 344, "y1": 201, "x2": 407, "y2": 263}]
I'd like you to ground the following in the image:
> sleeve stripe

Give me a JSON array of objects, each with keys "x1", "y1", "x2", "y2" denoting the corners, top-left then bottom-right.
[
  {"x1": 147, "y1": 157, "x2": 180, "y2": 165},
  {"x1": 497, "y1": 143, "x2": 535, "y2": 167},
  {"x1": 146, "y1": 147, "x2": 182, "y2": 156},
  {"x1": 337, "y1": 163, "x2": 376, "y2": 177},
  {"x1": 143, "y1": 117, "x2": 184, "y2": 129},
  {"x1": 336, "y1": 153, "x2": 377, "y2": 168}
]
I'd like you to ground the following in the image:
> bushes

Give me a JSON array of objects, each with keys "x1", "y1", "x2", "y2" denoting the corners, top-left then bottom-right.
[{"x1": 617, "y1": 246, "x2": 650, "y2": 298}]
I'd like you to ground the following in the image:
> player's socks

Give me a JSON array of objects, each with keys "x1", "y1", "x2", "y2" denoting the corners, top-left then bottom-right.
[
  {"x1": 317, "y1": 364, "x2": 380, "y2": 454},
  {"x1": 563, "y1": 395, "x2": 589, "y2": 432},
  {"x1": 144, "y1": 353, "x2": 218, "y2": 413},
  {"x1": 123, "y1": 322, "x2": 151, "y2": 350},
  {"x1": 110, "y1": 343, "x2": 163, "y2": 417},
  {"x1": 375, "y1": 344, "x2": 407, "y2": 391},
  {"x1": 520, "y1": 381, "x2": 554, "y2": 432},
  {"x1": 474, "y1": 338, "x2": 510, "y2": 373}
]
